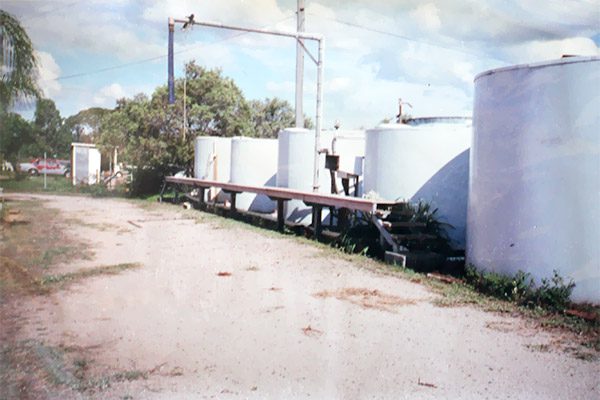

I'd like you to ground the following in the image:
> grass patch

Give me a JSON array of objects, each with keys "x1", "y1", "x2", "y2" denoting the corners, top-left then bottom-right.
[
  {"x1": 0, "y1": 176, "x2": 128, "y2": 198},
  {"x1": 0, "y1": 199, "x2": 137, "y2": 296},
  {"x1": 0, "y1": 339, "x2": 153, "y2": 397},
  {"x1": 0, "y1": 200, "x2": 93, "y2": 294},
  {"x1": 38, "y1": 263, "x2": 141, "y2": 291},
  {"x1": 64, "y1": 217, "x2": 120, "y2": 232},
  {"x1": 464, "y1": 265, "x2": 575, "y2": 312},
  {"x1": 1, "y1": 175, "x2": 76, "y2": 193}
]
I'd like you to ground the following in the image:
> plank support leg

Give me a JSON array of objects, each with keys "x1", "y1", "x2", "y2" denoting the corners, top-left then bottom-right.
[{"x1": 277, "y1": 199, "x2": 285, "y2": 232}]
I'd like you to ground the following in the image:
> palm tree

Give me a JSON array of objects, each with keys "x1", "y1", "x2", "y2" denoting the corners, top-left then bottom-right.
[{"x1": 0, "y1": 10, "x2": 39, "y2": 112}]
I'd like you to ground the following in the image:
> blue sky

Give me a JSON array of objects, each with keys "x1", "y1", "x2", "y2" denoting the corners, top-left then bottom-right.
[{"x1": 3, "y1": 0, "x2": 599, "y2": 128}]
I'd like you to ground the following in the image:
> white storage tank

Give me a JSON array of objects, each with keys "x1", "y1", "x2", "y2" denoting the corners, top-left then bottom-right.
[
  {"x1": 467, "y1": 56, "x2": 600, "y2": 303},
  {"x1": 194, "y1": 136, "x2": 231, "y2": 202},
  {"x1": 71, "y1": 143, "x2": 101, "y2": 185},
  {"x1": 363, "y1": 122, "x2": 471, "y2": 249},
  {"x1": 230, "y1": 137, "x2": 278, "y2": 213},
  {"x1": 277, "y1": 128, "x2": 314, "y2": 221}
]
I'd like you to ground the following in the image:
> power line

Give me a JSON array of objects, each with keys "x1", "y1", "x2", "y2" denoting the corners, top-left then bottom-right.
[
  {"x1": 309, "y1": 13, "x2": 508, "y2": 64},
  {"x1": 21, "y1": 1, "x2": 79, "y2": 23},
  {"x1": 43, "y1": 15, "x2": 294, "y2": 82}
]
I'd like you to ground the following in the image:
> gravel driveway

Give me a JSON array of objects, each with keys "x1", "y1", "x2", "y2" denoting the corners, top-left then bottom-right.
[{"x1": 3, "y1": 194, "x2": 599, "y2": 399}]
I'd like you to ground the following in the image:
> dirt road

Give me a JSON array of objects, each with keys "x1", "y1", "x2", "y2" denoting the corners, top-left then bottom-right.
[{"x1": 1, "y1": 194, "x2": 598, "y2": 399}]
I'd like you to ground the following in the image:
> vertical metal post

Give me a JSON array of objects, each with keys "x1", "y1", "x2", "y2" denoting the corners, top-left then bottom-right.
[
  {"x1": 295, "y1": 0, "x2": 305, "y2": 128},
  {"x1": 114, "y1": 147, "x2": 118, "y2": 171},
  {"x1": 43, "y1": 152, "x2": 47, "y2": 189},
  {"x1": 312, "y1": 39, "x2": 324, "y2": 192},
  {"x1": 183, "y1": 76, "x2": 187, "y2": 140},
  {"x1": 168, "y1": 17, "x2": 175, "y2": 104}
]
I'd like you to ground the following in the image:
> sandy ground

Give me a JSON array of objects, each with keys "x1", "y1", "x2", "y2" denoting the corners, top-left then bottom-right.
[{"x1": 3, "y1": 194, "x2": 599, "y2": 399}]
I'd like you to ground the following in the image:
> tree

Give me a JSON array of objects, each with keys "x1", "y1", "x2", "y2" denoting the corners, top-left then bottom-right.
[
  {"x1": 0, "y1": 10, "x2": 39, "y2": 112},
  {"x1": 0, "y1": 112, "x2": 33, "y2": 168},
  {"x1": 249, "y1": 98, "x2": 294, "y2": 138},
  {"x1": 30, "y1": 98, "x2": 71, "y2": 158},
  {"x1": 182, "y1": 61, "x2": 251, "y2": 138},
  {"x1": 248, "y1": 97, "x2": 314, "y2": 138},
  {"x1": 64, "y1": 107, "x2": 110, "y2": 143},
  {"x1": 93, "y1": 61, "x2": 313, "y2": 194}
]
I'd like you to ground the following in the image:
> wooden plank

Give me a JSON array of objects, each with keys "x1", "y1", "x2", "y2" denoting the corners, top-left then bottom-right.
[
  {"x1": 382, "y1": 221, "x2": 427, "y2": 229},
  {"x1": 165, "y1": 176, "x2": 397, "y2": 213},
  {"x1": 391, "y1": 233, "x2": 438, "y2": 241}
]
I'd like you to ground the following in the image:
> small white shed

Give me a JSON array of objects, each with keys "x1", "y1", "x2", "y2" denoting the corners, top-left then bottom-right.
[{"x1": 71, "y1": 143, "x2": 101, "y2": 185}]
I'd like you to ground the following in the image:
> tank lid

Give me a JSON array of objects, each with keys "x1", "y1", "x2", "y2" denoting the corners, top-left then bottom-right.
[
  {"x1": 369, "y1": 123, "x2": 419, "y2": 131},
  {"x1": 474, "y1": 55, "x2": 600, "y2": 82},
  {"x1": 280, "y1": 127, "x2": 311, "y2": 133}
]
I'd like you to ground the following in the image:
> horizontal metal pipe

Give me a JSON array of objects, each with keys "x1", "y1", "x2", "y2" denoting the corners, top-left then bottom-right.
[{"x1": 174, "y1": 19, "x2": 323, "y2": 42}]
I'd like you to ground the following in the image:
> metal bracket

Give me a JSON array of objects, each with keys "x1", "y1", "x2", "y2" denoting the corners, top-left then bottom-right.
[{"x1": 296, "y1": 38, "x2": 318, "y2": 65}]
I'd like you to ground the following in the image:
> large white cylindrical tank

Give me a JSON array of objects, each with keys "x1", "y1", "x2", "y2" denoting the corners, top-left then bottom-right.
[
  {"x1": 230, "y1": 137, "x2": 278, "y2": 213},
  {"x1": 194, "y1": 136, "x2": 231, "y2": 202},
  {"x1": 194, "y1": 136, "x2": 231, "y2": 181},
  {"x1": 277, "y1": 128, "x2": 314, "y2": 221},
  {"x1": 467, "y1": 56, "x2": 600, "y2": 303},
  {"x1": 364, "y1": 122, "x2": 471, "y2": 249}
]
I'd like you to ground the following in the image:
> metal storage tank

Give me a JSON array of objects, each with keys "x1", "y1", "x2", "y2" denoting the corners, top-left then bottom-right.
[
  {"x1": 467, "y1": 56, "x2": 600, "y2": 303},
  {"x1": 194, "y1": 136, "x2": 231, "y2": 202},
  {"x1": 230, "y1": 137, "x2": 278, "y2": 213},
  {"x1": 363, "y1": 122, "x2": 471, "y2": 249}
]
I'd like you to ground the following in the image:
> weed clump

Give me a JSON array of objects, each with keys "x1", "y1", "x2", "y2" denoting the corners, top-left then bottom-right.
[{"x1": 464, "y1": 265, "x2": 575, "y2": 312}]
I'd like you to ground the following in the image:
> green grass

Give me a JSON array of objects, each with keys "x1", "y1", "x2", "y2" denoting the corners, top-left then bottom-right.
[
  {"x1": 0, "y1": 175, "x2": 76, "y2": 193},
  {"x1": 0, "y1": 175, "x2": 128, "y2": 197},
  {"x1": 38, "y1": 263, "x2": 142, "y2": 291}
]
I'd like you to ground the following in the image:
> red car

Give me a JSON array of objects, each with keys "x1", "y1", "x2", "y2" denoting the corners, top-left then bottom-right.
[{"x1": 19, "y1": 158, "x2": 71, "y2": 177}]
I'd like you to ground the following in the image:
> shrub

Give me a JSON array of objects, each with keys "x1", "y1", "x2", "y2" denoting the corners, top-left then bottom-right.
[
  {"x1": 529, "y1": 271, "x2": 576, "y2": 312},
  {"x1": 464, "y1": 265, "x2": 575, "y2": 312},
  {"x1": 389, "y1": 201, "x2": 453, "y2": 254}
]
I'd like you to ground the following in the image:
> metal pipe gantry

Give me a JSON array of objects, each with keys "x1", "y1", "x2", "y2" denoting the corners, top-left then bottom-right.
[{"x1": 170, "y1": 16, "x2": 325, "y2": 192}]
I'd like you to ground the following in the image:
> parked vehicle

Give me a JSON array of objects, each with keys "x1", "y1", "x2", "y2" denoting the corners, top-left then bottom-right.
[{"x1": 18, "y1": 158, "x2": 70, "y2": 177}]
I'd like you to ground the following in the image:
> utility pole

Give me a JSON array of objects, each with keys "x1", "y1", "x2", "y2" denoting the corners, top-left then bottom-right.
[
  {"x1": 183, "y1": 76, "x2": 187, "y2": 141},
  {"x1": 295, "y1": 0, "x2": 305, "y2": 128},
  {"x1": 168, "y1": 17, "x2": 175, "y2": 104}
]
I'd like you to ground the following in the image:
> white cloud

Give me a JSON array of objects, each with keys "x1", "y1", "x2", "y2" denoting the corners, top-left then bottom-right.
[
  {"x1": 35, "y1": 51, "x2": 62, "y2": 97},
  {"x1": 93, "y1": 83, "x2": 127, "y2": 107},
  {"x1": 19, "y1": 7, "x2": 164, "y2": 62},
  {"x1": 410, "y1": 3, "x2": 441, "y2": 32},
  {"x1": 266, "y1": 80, "x2": 295, "y2": 94},
  {"x1": 506, "y1": 37, "x2": 600, "y2": 63},
  {"x1": 143, "y1": 0, "x2": 287, "y2": 27}
]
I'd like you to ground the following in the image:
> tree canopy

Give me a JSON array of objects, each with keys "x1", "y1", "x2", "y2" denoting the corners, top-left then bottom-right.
[
  {"x1": 0, "y1": 10, "x2": 39, "y2": 112},
  {"x1": 1, "y1": 56, "x2": 311, "y2": 194},
  {"x1": 90, "y1": 61, "x2": 309, "y2": 194},
  {"x1": 0, "y1": 98, "x2": 71, "y2": 167}
]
